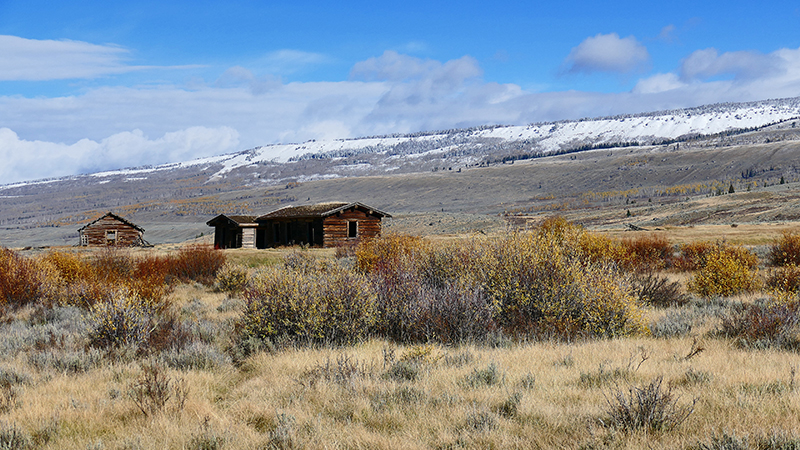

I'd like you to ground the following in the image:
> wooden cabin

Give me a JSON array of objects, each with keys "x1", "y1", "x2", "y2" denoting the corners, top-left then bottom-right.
[
  {"x1": 205, "y1": 215, "x2": 258, "y2": 249},
  {"x1": 206, "y1": 202, "x2": 390, "y2": 249},
  {"x1": 256, "y1": 202, "x2": 391, "y2": 248},
  {"x1": 78, "y1": 212, "x2": 147, "y2": 247}
]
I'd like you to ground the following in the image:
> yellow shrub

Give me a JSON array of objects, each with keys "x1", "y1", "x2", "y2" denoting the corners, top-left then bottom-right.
[
  {"x1": 242, "y1": 264, "x2": 376, "y2": 345},
  {"x1": 688, "y1": 246, "x2": 761, "y2": 297},
  {"x1": 479, "y1": 231, "x2": 647, "y2": 338},
  {"x1": 578, "y1": 232, "x2": 632, "y2": 268},
  {"x1": 355, "y1": 234, "x2": 429, "y2": 274}
]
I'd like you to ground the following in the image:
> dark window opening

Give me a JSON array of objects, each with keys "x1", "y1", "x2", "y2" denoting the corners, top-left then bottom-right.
[{"x1": 348, "y1": 221, "x2": 358, "y2": 238}]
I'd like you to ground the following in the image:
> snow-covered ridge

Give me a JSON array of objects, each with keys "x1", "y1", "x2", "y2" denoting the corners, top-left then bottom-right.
[
  {"x1": 207, "y1": 97, "x2": 800, "y2": 176},
  {"x1": 4, "y1": 96, "x2": 800, "y2": 189}
]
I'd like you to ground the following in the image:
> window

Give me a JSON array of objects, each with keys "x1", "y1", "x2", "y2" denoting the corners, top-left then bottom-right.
[
  {"x1": 106, "y1": 230, "x2": 117, "y2": 244},
  {"x1": 348, "y1": 220, "x2": 358, "y2": 238},
  {"x1": 80, "y1": 233, "x2": 88, "y2": 246}
]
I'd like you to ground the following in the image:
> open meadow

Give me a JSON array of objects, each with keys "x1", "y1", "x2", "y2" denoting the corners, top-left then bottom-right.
[{"x1": 1, "y1": 220, "x2": 800, "y2": 449}]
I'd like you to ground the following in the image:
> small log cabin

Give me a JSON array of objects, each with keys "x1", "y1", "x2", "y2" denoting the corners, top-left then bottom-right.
[
  {"x1": 78, "y1": 212, "x2": 147, "y2": 247},
  {"x1": 207, "y1": 202, "x2": 391, "y2": 249},
  {"x1": 205, "y1": 215, "x2": 258, "y2": 249}
]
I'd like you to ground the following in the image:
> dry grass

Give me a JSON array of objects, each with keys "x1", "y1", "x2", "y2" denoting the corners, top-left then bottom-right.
[
  {"x1": 2, "y1": 334, "x2": 798, "y2": 449},
  {"x1": 599, "y1": 223, "x2": 797, "y2": 247}
]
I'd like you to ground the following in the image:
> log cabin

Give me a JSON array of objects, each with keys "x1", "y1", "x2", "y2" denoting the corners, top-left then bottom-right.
[
  {"x1": 78, "y1": 212, "x2": 147, "y2": 247},
  {"x1": 207, "y1": 202, "x2": 391, "y2": 249},
  {"x1": 205, "y1": 215, "x2": 258, "y2": 249}
]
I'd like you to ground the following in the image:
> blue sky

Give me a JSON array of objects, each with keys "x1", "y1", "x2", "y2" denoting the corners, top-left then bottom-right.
[{"x1": 1, "y1": 0, "x2": 800, "y2": 183}]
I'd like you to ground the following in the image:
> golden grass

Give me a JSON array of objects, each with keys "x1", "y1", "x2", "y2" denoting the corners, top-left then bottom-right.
[
  {"x1": 599, "y1": 223, "x2": 800, "y2": 246},
  {"x1": 2, "y1": 323, "x2": 799, "y2": 449}
]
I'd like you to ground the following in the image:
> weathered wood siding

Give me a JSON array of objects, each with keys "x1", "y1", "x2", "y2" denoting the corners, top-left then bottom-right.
[
  {"x1": 322, "y1": 209, "x2": 382, "y2": 248},
  {"x1": 80, "y1": 217, "x2": 143, "y2": 247},
  {"x1": 241, "y1": 227, "x2": 256, "y2": 249}
]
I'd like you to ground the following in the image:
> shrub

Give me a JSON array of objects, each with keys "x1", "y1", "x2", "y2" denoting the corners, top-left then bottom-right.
[
  {"x1": 301, "y1": 354, "x2": 371, "y2": 386},
  {"x1": 374, "y1": 277, "x2": 497, "y2": 344},
  {"x1": 603, "y1": 376, "x2": 695, "y2": 433},
  {"x1": 241, "y1": 264, "x2": 376, "y2": 345},
  {"x1": 769, "y1": 231, "x2": 800, "y2": 266},
  {"x1": 462, "y1": 363, "x2": 504, "y2": 388},
  {"x1": 355, "y1": 234, "x2": 429, "y2": 274},
  {"x1": 719, "y1": 299, "x2": 800, "y2": 350},
  {"x1": 650, "y1": 311, "x2": 694, "y2": 338},
  {"x1": 214, "y1": 263, "x2": 249, "y2": 294},
  {"x1": 0, "y1": 248, "x2": 58, "y2": 309},
  {"x1": 360, "y1": 228, "x2": 647, "y2": 342},
  {"x1": 170, "y1": 245, "x2": 226, "y2": 286},
  {"x1": 675, "y1": 241, "x2": 716, "y2": 272},
  {"x1": 27, "y1": 348, "x2": 102, "y2": 374},
  {"x1": 86, "y1": 295, "x2": 156, "y2": 350},
  {"x1": 0, "y1": 422, "x2": 31, "y2": 450},
  {"x1": 621, "y1": 234, "x2": 673, "y2": 271},
  {"x1": 767, "y1": 265, "x2": 800, "y2": 293},
  {"x1": 578, "y1": 232, "x2": 631, "y2": 268},
  {"x1": 42, "y1": 250, "x2": 173, "y2": 309},
  {"x1": 385, "y1": 360, "x2": 422, "y2": 382},
  {"x1": 673, "y1": 368, "x2": 713, "y2": 387},
  {"x1": 163, "y1": 342, "x2": 231, "y2": 371},
  {"x1": 633, "y1": 271, "x2": 689, "y2": 307},
  {"x1": 40, "y1": 251, "x2": 93, "y2": 285},
  {"x1": 463, "y1": 410, "x2": 496, "y2": 432},
  {"x1": 128, "y1": 360, "x2": 188, "y2": 417},
  {"x1": 494, "y1": 392, "x2": 523, "y2": 418},
  {"x1": 481, "y1": 232, "x2": 647, "y2": 339},
  {"x1": 688, "y1": 245, "x2": 761, "y2": 298},
  {"x1": 579, "y1": 365, "x2": 634, "y2": 388}
]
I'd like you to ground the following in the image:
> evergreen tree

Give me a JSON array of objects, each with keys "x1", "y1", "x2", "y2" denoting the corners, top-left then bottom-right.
[
  {"x1": 728, "y1": 183, "x2": 735, "y2": 194},
  {"x1": 780, "y1": 176, "x2": 786, "y2": 185}
]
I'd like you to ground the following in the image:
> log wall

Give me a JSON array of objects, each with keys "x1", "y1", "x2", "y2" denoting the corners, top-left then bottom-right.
[
  {"x1": 322, "y1": 209, "x2": 382, "y2": 248},
  {"x1": 80, "y1": 217, "x2": 143, "y2": 247}
]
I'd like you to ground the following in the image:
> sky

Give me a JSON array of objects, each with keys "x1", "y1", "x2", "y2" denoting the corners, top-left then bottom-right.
[{"x1": 1, "y1": 0, "x2": 800, "y2": 184}]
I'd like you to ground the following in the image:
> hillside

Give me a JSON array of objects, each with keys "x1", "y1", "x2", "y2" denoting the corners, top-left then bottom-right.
[{"x1": 2, "y1": 97, "x2": 800, "y2": 248}]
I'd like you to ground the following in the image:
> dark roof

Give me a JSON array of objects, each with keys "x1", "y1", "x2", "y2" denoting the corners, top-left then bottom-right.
[
  {"x1": 78, "y1": 212, "x2": 144, "y2": 232},
  {"x1": 206, "y1": 214, "x2": 257, "y2": 227},
  {"x1": 256, "y1": 202, "x2": 391, "y2": 221}
]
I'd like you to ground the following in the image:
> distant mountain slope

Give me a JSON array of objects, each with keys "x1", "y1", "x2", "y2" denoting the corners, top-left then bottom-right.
[
  {"x1": 4, "y1": 96, "x2": 800, "y2": 191},
  {"x1": 1, "y1": 96, "x2": 800, "y2": 246},
  {"x1": 79, "y1": 96, "x2": 800, "y2": 183}
]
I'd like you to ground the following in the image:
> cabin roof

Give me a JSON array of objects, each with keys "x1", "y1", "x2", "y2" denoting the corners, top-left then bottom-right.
[
  {"x1": 78, "y1": 212, "x2": 144, "y2": 232},
  {"x1": 206, "y1": 214, "x2": 257, "y2": 227},
  {"x1": 256, "y1": 202, "x2": 391, "y2": 221}
]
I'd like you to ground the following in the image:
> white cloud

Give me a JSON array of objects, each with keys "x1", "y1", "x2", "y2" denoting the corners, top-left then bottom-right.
[
  {"x1": 0, "y1": 126, "x2": 239, "y2": 184},
  {"x1": 0, "y1": 35, "x2": 202, "y2": 81},
  {"x1": 0, "y1": 35, "x2": 131, "y2": 81},
  {"x1": 657, "y1": 25, "x2": 677, "y2": 43},
  {"x1": 632, "y1": 73, "x2": 687, "y2": 94},
  {"x1": 680, "y1": 48, "x2": 783, "y2": 81},
  {"x1": 350, "y1": 50, "x2": 445, "y2": 81},
  {"x1": 258, "y1": 49, "x2": 331, "y2": 75},
  {"x1": 215, "y1": 66, "x2": 281, "y2": 94},
  {"x1": 563, "y1": 33, "x2": 650, "y2": 74}
]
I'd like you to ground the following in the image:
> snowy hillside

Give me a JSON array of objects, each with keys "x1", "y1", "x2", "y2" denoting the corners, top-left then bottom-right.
[
  {"x1": 139, "y1": 96, "x2": 800, "y2": 180},
  {"x1": 4, "y1": 96, "x2": 800, "y2": 189}
]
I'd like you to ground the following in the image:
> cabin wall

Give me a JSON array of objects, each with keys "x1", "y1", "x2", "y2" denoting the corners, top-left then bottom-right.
[
  {"x1": 242, "y1": 227, "x2": 256, "y2": 249},
  {"x1": 263, "y1": 219, "x2": 323, "y2": 247},
  {"x1": 322, "y1": 210, "x2": 382, "y2": 248},
  {"x1": 80, "y1": 218, "x2": 142, "y2": 246}
]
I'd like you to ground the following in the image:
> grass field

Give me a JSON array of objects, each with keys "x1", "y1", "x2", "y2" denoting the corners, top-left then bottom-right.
[{"x1": 1, "y1": 224, "x2": 800, "y2": 449}]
